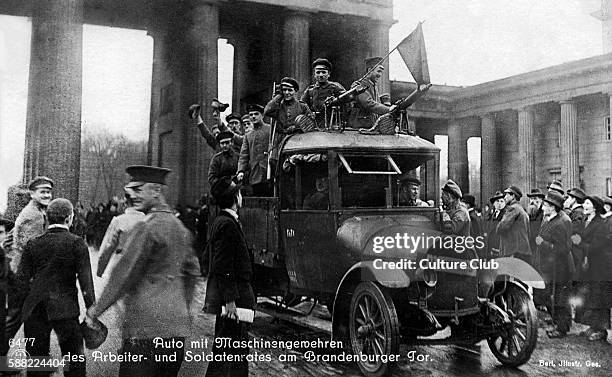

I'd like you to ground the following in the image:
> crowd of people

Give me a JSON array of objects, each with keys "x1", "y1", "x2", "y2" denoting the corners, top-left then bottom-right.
[{"x1": 443, "y1": 179, "x2": 612, "y2": 343}]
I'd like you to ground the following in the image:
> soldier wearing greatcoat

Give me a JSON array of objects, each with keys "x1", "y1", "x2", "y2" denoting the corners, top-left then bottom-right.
[
  {"x1": 534, "y1": 191, "x2": 573, "y2": 338},
  {"x1": 349, "y1": 57, "x2": 391, "y2": 129},
  {"x1": 209, "y1": 131, "x2": 240, "y2": 187},
  {"x1": 236, "y1": 104, "x2": 272, "y2": 196},
  {"x1": 440, "y1": 180, "x2": 470, "y2": 237},
  {"x1": 496, "y1": 186, "x2": 532, "y2": 264},
  {"x1": 564, "y1": 187, "x2": 586, "y2": 274}
]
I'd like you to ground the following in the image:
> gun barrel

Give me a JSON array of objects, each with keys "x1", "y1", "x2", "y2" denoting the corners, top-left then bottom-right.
[{"x1": 397, "y1": 83, "x2": 432, "y2": 110}]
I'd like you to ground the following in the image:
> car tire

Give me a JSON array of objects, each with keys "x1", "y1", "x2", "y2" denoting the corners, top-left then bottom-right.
[{"x1": 349, "y1": 282, "x2": 400, "y2": 377}]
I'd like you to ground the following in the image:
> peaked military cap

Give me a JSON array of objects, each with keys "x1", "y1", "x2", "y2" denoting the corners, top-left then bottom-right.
[
  {"x1": 280, "y1": 77, "x2": 299, "y2": 91},
  {"x1": 241, "y1": 114, "x2": 251, "y2": 121},
  {"x1": 585, "y1": 195, "x2": 606, "y2": 215},
  {"x1": 225, "y1": 113, "x2": 241, "y2": 123},
  {"x1": 125, "y1": 165, "x2": 171, "y2": 188},
  {"x1": 489, "y1": 190, "x2": 504, "y2": 203},
  {"x1": 216, "y1": 130, "x2": 234, "y2": 143},
  {"x1": 462, "y1": 194, "x2": 476, "y2": 207},
  {"x1": 210, "y1": 98, "x2": 229, "y2": 112},
  {"x1": 398, "y1": 173, "x2": 421, "y2": 186},
  {"x1": 312, "y1": 58, "x2": 332, "y2": 71},
  {"x1": 547, "y1": 180, "x2": 564, "y2": 195},
  {"x1": 567, "y1": 187, "x2": 586, "y2": 201},
  {"x1": 543, "y1": 191, "x2": 564, "y2": 210},
  {"x1": 504, "y1": 185, "x2": 523, "y2": 199},
  {"x1": 246, "y1": 104, "x2": 264, "y2": 113},
  {"x1": 442, "y1": 179, "x2": 462, "y2": 199},
  {"x1": 365, "y1": 56, "x2": 384, "y2": 70},
  {"x1": 526, "y1": 188, "x2": 545, "y2": 198},
  {"x1": 28, "y1": 176, "x2": 54, "y2": 191}
]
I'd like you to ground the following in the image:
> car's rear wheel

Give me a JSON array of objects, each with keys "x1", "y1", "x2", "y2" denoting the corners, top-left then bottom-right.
[
  {"x1": 349, "y1": 282, "x2": 399, "y2": 377},
  {"x1": 487, "y1": 285, "x2": 538, "y2": 367}
]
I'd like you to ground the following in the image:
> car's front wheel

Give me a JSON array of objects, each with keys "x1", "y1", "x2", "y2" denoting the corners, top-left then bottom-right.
[
  {"x1": 487, "y1": 285, "x2": 538, "y2": 367},
  {"x1": 349, "y1": 282, "x2": 400, "y2": 377}
]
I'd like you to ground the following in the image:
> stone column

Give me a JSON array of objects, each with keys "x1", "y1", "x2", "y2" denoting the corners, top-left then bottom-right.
[
  {"x1": 517, "y1": 107, "x2": 536, "y2": 196},
  {"x1": 24, "y1": 0, "x2": 83, "y2": 203},
  {"x1": 447, "y1": 118, "x2": 469, "y2": 194},
  {"x1": 147, "y1": 28, "x2": 165, "y2": 166},
  {"x1": 369, "y1": 20, "x2": 391, "y2": 95},
  {"x1": 231, "y1": 36, "x2": 249, "y2": 113},
  {"x1": 283, "y1": 11, "x2": 310, "y2": 95},
  {"x1": 559, "y1": 100, "x2": 579, "y2": 189},
  {"x1": 592, "y1": 0, "x2": 612, "y2": 53},
  {"x1": 480, "y1": 113, "x2": 500, "y2": 201},
  {"x1": 184, "y1": 0, "x2": 219, "y2": 203}
]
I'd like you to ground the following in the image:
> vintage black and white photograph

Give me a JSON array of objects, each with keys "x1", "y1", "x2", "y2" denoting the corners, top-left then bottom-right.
[{"x1": 1, "y1": 0, "x2": 611, "y2": 376}]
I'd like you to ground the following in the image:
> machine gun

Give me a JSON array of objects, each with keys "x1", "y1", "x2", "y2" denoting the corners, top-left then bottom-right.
[
  {"x1": 324, "y1": 84, "x2": 367, "y2": 107},
  {"x1": 389, "y1": 83, "x2": 432, "y2": 115}
]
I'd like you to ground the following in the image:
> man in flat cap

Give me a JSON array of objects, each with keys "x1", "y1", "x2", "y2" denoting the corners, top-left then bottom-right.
[
  {"x1": 564, "y1": 187, "x2": 585, "y2": 272},
  {"x1": 16, "y1": 198, "x2": 95, "y2": 376},
  {"x1": 349, "y1": 57, "x2": 391, "y2": 129},
  {"x1": 462, "y1": 194, "x2": 482, "y2": 239},
  {"x1": 301, "y1": 58, "x2": 346, "y2": 127},
  {"x1": 526, "y1": 188, "x2": 545, "y2": 269},
  {"x1": 86, "y1": 166, "x2": 200, "y2": 377},
  {"x1": 204, "y1": 176, "x2": 255, "y2": 377},
  {"x1": 441, "y1": 179, "x2": 470, "y2": 236},
  {"x1": 3, "y1": 176, "x2": 54, "y2": 357},
  {"x1": 535, "y1": 191, "x2": 573, "y2": 338},
  {"x1": 225, "y1": 112, "x2": 244, "y2": 136},
  {"x1": 398, "y1": 174, "x2": 428, "y2": 207},
  {"x1": 209, "y1": 130, "x2": 240, "y2": 187},
  {"x1": 189, "y1": 99, "x2": 243, "y2": 153},
  {"x1": 236, "y1": 104, "x2": 272, "y2": 196},
  {"x1": 497, "y1": 186, "x2": 532, "y2": 264}
]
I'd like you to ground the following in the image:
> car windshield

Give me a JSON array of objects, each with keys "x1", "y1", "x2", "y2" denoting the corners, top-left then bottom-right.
[{"x1": 338, "y1": 153, "x2": 435, "y2": 209}]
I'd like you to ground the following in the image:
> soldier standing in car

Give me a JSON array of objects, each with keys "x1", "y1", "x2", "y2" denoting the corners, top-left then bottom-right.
[
  {"x1": 440, "y1": 179, "x2": 470, "y2": 236},
  {"x1": 301, "y1": 58, "x2": 345, "y2": 128}
]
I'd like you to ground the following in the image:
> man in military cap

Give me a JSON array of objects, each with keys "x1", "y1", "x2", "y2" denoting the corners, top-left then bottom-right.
[
  {"x1": 397, "y1": 174, "x2": 428, "y2": 207},
  {"x1": 16, "y1": 198, "x2": 95, "y2": 377},
  {"x1": 209, "y1": 130, "x2": 239, "y2": 187},
  {"x1": 236, "y1": 104, "x2": 272, "y2": 196},
  {"x1": 349, "y1": 57, "x2": 392, "y2": 129},
  {"x1": 226, "y1": 112, "x2": 244, "y2": 136},
  {"x1": 190, "y1": 99, "x2": 243, "y2": 153},
  {"x1": 3, "y1": 176, "x2": 54, "y2": 358},
  {"x1": 441, "y1": 179, "x2": 470, "y2": 236},
  {"x1": 86, "y1": 165, "x2": 200, "y2": 377},
  {"x1": 462, "y1": 194, "x2": 482, "y2": 238},
  {"x1": 301, "y1": 58, "x2": 346, "y2": 127},
  {"x1": 527, "y1": 188, "x2": 545, "y2": 269},
  {"x1": 264, "y1": 76, "x2": 314, "y2": 134},
  {"x1": 241, "y1": 114, "x2": 254, "y2": 134},
  {"x1": 535, "y1": 190, "x2": 573, "y2": 338},
  {"x1": 497, "y1": 186, "x2": 532, "y2": 264}
]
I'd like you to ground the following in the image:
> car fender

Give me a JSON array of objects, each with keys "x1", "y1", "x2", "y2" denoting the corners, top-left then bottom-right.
[
  {"x1": 479, "y1": 257, "x2": 545, "y2": 297},
  {"x1": 330, "y1": 261, "x2": 409, "y2": 343}
]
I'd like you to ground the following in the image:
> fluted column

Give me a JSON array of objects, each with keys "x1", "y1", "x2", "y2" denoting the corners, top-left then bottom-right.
[
  {"x1": 447, "y1": 118, "x2": 469, "y2": 194},
  {"x1": 24, "y1": 0, "x2": 83, "y2": 203},
  {"x1": 480, "y1": 113, "x2": 500, "y2": 201},
  {"x1": 369, "y1": 20, "x2": 391, "y2": 95},
  {"x1": 184, "y1": 0, "x2": 219, "y2": 203},
  {"x1": 283, "y1": 11, "x2": 310, "y2": 94},
  {"x1": 517, "y1": 107, "x2": 536, "y2": 196},
  {"x1": 147, "y1": 28, "x2": 165, "y2": 166},
  {"x1": 559, "y1": 100, "x2": 579, "y2": 189}
]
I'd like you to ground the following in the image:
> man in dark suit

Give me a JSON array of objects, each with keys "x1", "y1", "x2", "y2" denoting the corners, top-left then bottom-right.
[
  {"x1": 535, "y1": 191, "x2": 573, "y2": 338},
  {"x1": 204, "y1": 177, "x2": 255, "y2": 377},
  {"x1": 526, "y1": 188, "x2": 545, "y2": 270},
  {"x1": 564, "y1": 188, "x2": 586, "y2": 271},
  {"x1": 16, "y1": 198, "x2": 95, "y2": 377},
  {"x1": 484, "y1": 191, "x2": 506, "y2": 257},
  {"x1": 497, "y1": 186, "x2": 532, "y2": 264}
]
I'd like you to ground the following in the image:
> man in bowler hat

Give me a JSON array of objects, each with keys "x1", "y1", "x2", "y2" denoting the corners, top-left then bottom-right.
[
  {"x1": 204, "y1": 177, "x2": 255, "y2": 377},
  {"x1": 86, "y1": 166, "x2": 200, "y2": 377},
  {"x1": 16, "y1": 198, "x2": 95, "y2": 377}
]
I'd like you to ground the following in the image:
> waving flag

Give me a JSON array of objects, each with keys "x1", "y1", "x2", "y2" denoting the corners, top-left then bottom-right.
[{"x1": 396, "y1": 22, "x2": 430, "y2": 85}]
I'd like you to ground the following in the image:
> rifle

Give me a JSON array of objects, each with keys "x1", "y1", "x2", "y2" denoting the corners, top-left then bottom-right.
[{"x1": 266, "y1": 82, "x2": 277, "y2": 181}]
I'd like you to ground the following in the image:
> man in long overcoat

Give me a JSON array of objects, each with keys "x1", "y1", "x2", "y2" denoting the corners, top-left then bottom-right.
[
  {"x1": 497, "y1": 186, "x2": 532, "y2": 264},
  {"x1": 526, "y1": 188, "x2": 545, "y2": 270},
  {"x1": 236, "y1": 104, "x2": 271, "y2": 196},
  {"x1": 534, "y1": 191, "x2": 573, "y2": 338},
  {"x1": 86, "y1": 166, "x2": 200, "y2": 377}
]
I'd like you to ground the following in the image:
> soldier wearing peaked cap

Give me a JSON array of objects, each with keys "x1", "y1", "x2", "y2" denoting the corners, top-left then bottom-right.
[
  {"x1": 209, "y1": 131, "x2": 240, "y2": 188},
  {"x1": 264, "y1": 76, "x2": 314, "y2": 135},
  {"x1": 189, "y1": 99, "x2": 243, "y2": 153},
  {"x1": 3, "y1": 176, "x2": 55, "y2": 359},
  {"x1": 497, "y1": 186, "x2": 532, "y2": 264},
  {"x1": 441, "y1": 179, "x2": 470, "y2": 236},
  {"x1": 86, "y1": 166, "x2": 200, "y2": 377},
  {"x1": 397, "y1": 174, "x2": 428, "y2": 207},
  {"x1": 349, "y1": 57, "x2": 391, "y2": 129},
  {"x1": 237, "y1": 104, "x2": 272, "y2": 196},
  {"x1": 301, "y1": 58, "x2": 346, "y2": 127}
]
